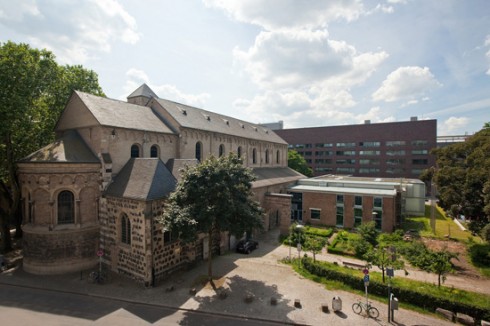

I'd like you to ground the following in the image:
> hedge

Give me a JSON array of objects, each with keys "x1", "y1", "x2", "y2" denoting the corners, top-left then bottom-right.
[
  {"x1": 304, "y1": 226, "x2": 333, "y2": 238},
  {"x1": 301, "y1": 257, "x2": 490, "y2": 321}
]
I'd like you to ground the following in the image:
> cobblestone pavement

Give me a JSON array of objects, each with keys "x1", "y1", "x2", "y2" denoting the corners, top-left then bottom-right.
[{"x1": 0, "y1": 229, "x2": 455, "y2": 325}]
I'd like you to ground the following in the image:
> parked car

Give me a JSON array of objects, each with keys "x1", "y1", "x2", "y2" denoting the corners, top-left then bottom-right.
[{"x1": 236, "y1": 239, "x2": 258, "y2": 254}]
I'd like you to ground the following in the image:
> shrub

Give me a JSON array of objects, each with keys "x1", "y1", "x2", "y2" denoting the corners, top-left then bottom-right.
[
  {"x1": 357, "y1": 221, "x2": 379, "y2": 246},
  {"x1": 351, "y1": 238, "x2": 372, "y2": 258},
  {"x1": 304, "y1": 226, "x2": 333, "y2": 238},
  {"x1": 481, "y1": 223, "x2": 490, "y2": 242},
  {"x1": 469, "y1": 243, "x2": 490, "y2": 267},
  {"x1": 301, "y1": 257, "x2": 490, "y2": 321}
]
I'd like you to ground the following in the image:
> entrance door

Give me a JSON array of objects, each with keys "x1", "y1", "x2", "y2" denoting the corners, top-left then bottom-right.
[{"x1": 290, "y1": 192, "x2": 303, "y2": 222}]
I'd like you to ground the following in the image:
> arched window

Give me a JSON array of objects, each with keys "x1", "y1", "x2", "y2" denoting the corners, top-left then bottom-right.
[
  {"x1": 131, "y1": 144, "x2": 140, "y2": 158},
  {"x1": 276, "y1": 150, "x2": 280, "y2": 164},
  {"x1": 252, "y1": 148, "x2": 257, "y2": 164},
  {"x1": 121, "y1": 214, "x2": 131, "y2": 245},
  {"x1": 195, "y1": 142, "x2": 202, "y2": 161},
  {"x1": 237, "y1": 146, "x2": 242, "y2": 159},
  {"x1": 219, "y1": 144, "x2": 225, "y2": 157},
  {"x1": 265, "y1": 149, "x2": 270, "y2": 164},
  {"x1": 58, "y1": 190, "x2": 74, "y2": 224},
  {"x1": 150, "y1": 145, "x2": 159, "y2": 158}
]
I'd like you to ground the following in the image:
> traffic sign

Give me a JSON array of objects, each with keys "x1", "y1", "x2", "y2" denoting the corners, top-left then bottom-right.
[
  {"x1": 363, "y1": 275, "x2": 370, "y2": 282},
  {"x1": 96, "y1": 249, "x2": 103, "y2": 257},
  {"x1": 363, "y1": 268, "x2": 369, "y2": 275}
]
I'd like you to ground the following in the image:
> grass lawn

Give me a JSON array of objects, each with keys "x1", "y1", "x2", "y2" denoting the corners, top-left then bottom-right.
[
  {"x1": 403, "y1": 204, "x2": 474, "y2": 241},
  {"x1": 289, "y1": 258, "x2": 490, "y2": 320}
]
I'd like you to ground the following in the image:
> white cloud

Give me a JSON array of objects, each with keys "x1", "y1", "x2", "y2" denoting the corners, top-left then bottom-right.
[
  {"x1": 0, "y1": 0, "x2": 41, "y2": 20},
  {"x1": 123, "y1": 68, "x2": 211, "y2": 108},
  {"x1": 0, "y1": 0, "x2": 140, "y2": 64},
  {"x1": 485, "y1": 34, "x2": 490, "y2": 75},
  {"x1": 234, "y1": 30, "x2": 358, "y2": 89},
  {"x1": 387, "y1": 0, "x2": 408, "y2": 4},
  {"x1": 372, "y1": 66, "x2": 442, "y2": 103},
  {"x1": 357, "y1": 107, "x2": 396, "y2": 124},
  {"x1": 234, "y1": 29, "x2": 388, "y2": 91},
  {"x1": 204, "y1": 0, "x2": 364, "y2": 31},
  {"x1": 440, "y1": 116, "x2": 470, "y2": 135}
]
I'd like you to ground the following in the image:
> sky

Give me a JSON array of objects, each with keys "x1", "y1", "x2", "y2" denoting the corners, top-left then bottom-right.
[{"x1": 1, "y1": 0, "x2": 489, "y2": 136}]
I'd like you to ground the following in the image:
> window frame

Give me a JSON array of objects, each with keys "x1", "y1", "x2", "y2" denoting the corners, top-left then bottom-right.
[
  {"x1": 310, "y1": 208, "x2": 321, "y2": 220},
  {"x1": 121, "y1": 214, "x2": 131, "y2": 245},
  {"x1": 131, "y1": 144, "x2": 141, "y2": 158},
  {"x1": 57, "y1": 190, "x2": 75, "y2": 225},
  {"x1": 150, "y1": 144, "x2": 159, "y2": 158}
]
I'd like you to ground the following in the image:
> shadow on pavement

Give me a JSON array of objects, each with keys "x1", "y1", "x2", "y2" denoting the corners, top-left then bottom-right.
[{"x1": 180, "y1": 274, "x2": 295, "y2": 325}]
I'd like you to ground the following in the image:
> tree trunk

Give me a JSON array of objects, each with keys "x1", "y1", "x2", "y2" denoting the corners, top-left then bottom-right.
[
  {"x1": 382, "y1": 267, "x2": 385, "y2": 283},
  {"x1": 207, "y1": 230, "x2": 213, "y2": 281},
  {"x1": 0, "y1": 181, "x2": 12, "y2": 253},
  {"x1": 6, "y1": 133, "x2": 21, "y2": 239}
]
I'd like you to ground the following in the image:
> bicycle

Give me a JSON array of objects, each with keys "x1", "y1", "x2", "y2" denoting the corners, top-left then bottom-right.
[
  {"x1": 89, "y1": 270, "x2": 106, "y2": 284},
  {"x1": 352, "y1": 300, "x2": 379, "y2": 318}
]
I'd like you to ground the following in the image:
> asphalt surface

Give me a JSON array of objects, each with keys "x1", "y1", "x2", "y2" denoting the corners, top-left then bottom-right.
[{"x1": 0, "y1": 228, "x2": 454, "y2": 325}]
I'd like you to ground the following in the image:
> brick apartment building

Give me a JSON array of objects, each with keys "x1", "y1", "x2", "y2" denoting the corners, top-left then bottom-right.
[{"x1": 274, "y1": 118, "x2": 437, "y2": 179}]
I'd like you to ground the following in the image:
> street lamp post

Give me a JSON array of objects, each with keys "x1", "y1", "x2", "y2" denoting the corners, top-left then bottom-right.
[
  {"x1": 296, "y1": 224, "x2": 304, "y2": 267},
  {"x1": 289, "y1": 223, "x2": 304, "y2": 261}
]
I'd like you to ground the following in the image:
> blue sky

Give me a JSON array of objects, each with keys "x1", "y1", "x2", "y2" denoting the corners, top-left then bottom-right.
[{"x1": 1, "y1": 0, "x2": 489, "y2": 135}]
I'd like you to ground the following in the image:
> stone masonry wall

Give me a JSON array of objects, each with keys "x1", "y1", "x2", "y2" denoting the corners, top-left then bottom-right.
[
  {"x1": 23, "y1": 225, "x2": 99, "y2": 274},
  {"x1": 101, "y1": 196, "x2": 150, "y2": 283}
]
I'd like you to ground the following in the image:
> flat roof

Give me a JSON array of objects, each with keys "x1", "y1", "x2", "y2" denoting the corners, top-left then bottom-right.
[{"x1": 288, "y1": 184, "x2": 397, "y2": 197}]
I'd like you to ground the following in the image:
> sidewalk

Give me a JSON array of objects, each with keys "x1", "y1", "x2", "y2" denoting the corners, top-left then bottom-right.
[{"x1": 0, "y1": 230, "x2": 454, "y2": 326}]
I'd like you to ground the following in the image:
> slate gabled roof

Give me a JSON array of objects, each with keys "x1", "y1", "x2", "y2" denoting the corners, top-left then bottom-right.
[
  {"x1": 252, "y1": 167, "x2": 304, "y2": 188},
  {"x1": 19, "y1": 130, "x2": 99, "y2": 163},
  {"x1": 127, "y1": 83, "x2": 158, "y2": 99},
  {"x1": 105, "y1": 158, "x2": 177, "y2": 200},
  {"x1": 74, "y1": 91, "x2": 174, "y2": 134},
  {"x1": 165, "y1": 158, "x2": 199, "y2": 183},
  {"x1": 153, "y1": 98, "x2": 287, "y2": 144}
]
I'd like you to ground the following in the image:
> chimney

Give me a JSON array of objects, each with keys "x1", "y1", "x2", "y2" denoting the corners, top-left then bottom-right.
[
  {"x1": 410, "y1": 116, "x2": 418, "y2": 121},
  {"x1": 364, "y1": 120, "x2": 371, "y2": 124}
]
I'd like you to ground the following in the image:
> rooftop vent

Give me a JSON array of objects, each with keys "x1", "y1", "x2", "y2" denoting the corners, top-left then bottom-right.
[
  {"x1": 177, "y1": 106, "x2": 187, "y2": 115},
  {"x1": 202, "y1": 113, "x2": 211, "y2": 121},
  {"x1": 364, "y1": 120, "x2": 371, "y2": 124},
  {"x1": 410, "y1": 116, "x2": 418, "y2": 121}
]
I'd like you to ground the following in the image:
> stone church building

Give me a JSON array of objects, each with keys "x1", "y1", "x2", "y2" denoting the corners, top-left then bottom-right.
[{"x1": 17, "y1": 84, "x2": 303, "y2": 285}]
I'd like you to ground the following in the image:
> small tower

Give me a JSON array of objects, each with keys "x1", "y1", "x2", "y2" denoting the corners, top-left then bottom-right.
[{"x1": 127, "y1": 83, "x2": 158, "y2": 106}]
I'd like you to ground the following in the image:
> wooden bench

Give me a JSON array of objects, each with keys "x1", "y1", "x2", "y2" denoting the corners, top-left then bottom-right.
[{"x1": 342, "y1": 261, "x2": 366, "y2": 269}]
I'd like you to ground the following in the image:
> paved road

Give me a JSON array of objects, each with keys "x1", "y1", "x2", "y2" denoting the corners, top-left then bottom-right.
[
  {"x1": 0, "y1": 228, "x2": 455, "y2": 325},
  {"x1": 0, "y1": 283, "x2": 284, "y2": 325}
]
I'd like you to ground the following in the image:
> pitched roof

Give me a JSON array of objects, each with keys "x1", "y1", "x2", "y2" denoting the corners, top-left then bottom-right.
[
  {"x1": 19, "y1": 130, "x2": 99, "y2": 163},
  {"x1": 105, "y1": 158, "x2": 177, "y2": 200},
  {"x1": 153, "y1": 98, "x2": 287, "y2": 144},
  {"x1": 252, "y1": 167, "x2": 304, "y2": 188},
  {"x1": 165, "y1": 158, "x2": 199, "y2": 183},
  {"x1": 127, "y1": 83, "x2": 158, "y2": 99},
  {"x1": 74, "y1": 91, "x2": 174, "y2": 134}
]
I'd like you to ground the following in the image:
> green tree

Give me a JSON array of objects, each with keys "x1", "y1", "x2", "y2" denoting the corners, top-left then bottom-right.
[
  {"x1": 357, "y1": 221, "x2": 379, "y2": 246},
  {"x1": 288, "y1": 150, "x2": 313, "y2": 177},
  {"x1": 433, "y1": 123, "x2": 490, "y2": 235},
  {"x1": 304, "y1": 236, "x2": 326, "y2": 262},
  {"x1": 428, "y1": 250, "x2": 458, "y2": 287},
  {"x1": 480, "y1": 223, "x2": 490, "y2": 243},
  {"x1": 363, "y1": 245, "x2": 405, "y2": 283},
  {"x1": 0, "y1": 42, "x2": 104, "y2": 252},
  {"x1": 158, "y1": 154, "x2": 264, "y2": 281}
]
